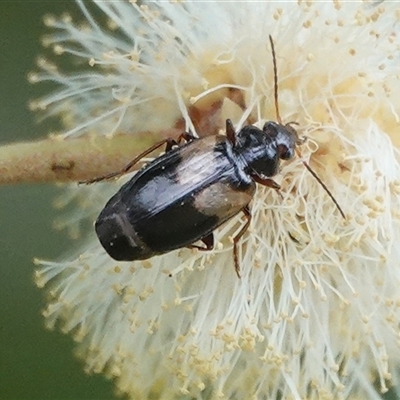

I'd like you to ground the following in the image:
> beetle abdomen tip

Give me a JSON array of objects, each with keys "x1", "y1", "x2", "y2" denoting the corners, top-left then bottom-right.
[{"x1": 95, "y1": 209, "x2": 150, "y2": 261}]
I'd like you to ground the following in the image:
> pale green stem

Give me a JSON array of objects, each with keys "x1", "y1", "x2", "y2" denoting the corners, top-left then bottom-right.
[{"x1": 0, "y1": 131, "x2": 173, "y2": 185}]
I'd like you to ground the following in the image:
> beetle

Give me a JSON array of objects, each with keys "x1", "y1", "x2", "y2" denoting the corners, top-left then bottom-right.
[{"x1": 88, "y1": 36, "x2": 344, "y2": 278}]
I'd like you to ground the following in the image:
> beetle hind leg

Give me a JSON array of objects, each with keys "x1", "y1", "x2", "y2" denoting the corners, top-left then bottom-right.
[
  {"x1": 81, "y1": 131, "x2": 199, "y2": 185},
  {"x1": 165, "y1": 131, "x2": 197, "y2": 152},
  {"x1": 187, "y1": 232, "x2": 214, "y2": 251}
]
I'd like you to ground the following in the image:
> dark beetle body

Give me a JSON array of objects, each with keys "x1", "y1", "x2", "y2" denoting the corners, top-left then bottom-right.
[
  {"x1": 95, "y1": 122, "x2": 298, "y2": 263},
  {"x1": 93, "y1": 35, "x2": 344, "y2": 276}
]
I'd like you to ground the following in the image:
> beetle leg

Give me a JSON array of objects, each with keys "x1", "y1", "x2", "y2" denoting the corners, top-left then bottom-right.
[
  {"x1": 82, "y1": 132, "x2": 199, "y2": 184},
  {"x1": 165, "y1": 138, "x2": 179, "y2": 152},
  {"x1": 187, "y1": 232, "x2": 214, "y2": 251},
  {"x1": 165, "y1": 132, "x2": 197, "y2": 152},
  {"x1": 251, "y1": 175, "x2": 283, "y2": 199},
  {"x1": 81, "y1": 138, "x2": 175, "y2": 184},
  {"x1": 225, "y1": 119, "x2": 236, "y2": 146},
  {"x1": 233, "y1": 205, "x2": 252, "y2": 279},
  {"x1": 178, "y1": 132, "x2": 197, "y2": 143},
  {"x1": 252, "y1": 175, "x2": 280, "y2": 190},
  {"x1": 200, "y1": 233, "x2": 214, "y2": 250}
]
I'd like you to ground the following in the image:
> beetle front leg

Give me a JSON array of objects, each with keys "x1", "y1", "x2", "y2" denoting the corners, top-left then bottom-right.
[
  {"x1": 252, "y1": 175, "x2": 283, "y2": 199},
  {"x1": 252, "y1": 175, "x2": 280, "y2": 190}
]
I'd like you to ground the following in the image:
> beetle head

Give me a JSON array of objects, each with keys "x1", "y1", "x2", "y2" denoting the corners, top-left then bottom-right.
[{"x1": 263, "y1": 121, "x2": 300, "y2": 160}]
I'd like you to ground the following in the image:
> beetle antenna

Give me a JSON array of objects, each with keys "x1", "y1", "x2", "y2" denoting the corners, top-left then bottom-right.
[
  {"x1": 269, "y1": 35, "x2": 344, "y2": 219},
  {"x1": 269, "y1": 35, "x2": 282, "y2": 125},
  {"x1": 296, "y1": 149, "x2": 345, "y2": 219}
]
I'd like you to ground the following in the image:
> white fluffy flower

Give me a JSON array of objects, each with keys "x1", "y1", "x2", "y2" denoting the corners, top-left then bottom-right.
[{"x1": 34, "y1": 1, "x2": 400, "y2": 399}]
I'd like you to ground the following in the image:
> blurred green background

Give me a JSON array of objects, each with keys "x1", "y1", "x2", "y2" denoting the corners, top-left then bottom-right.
[{"x1": 0, "y1": 3, "x2": 118, "y2": 400}]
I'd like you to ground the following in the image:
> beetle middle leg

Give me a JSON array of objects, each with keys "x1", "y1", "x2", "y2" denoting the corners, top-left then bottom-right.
[{"x1": 233, "y1": 205, "x2": 252, "y2": 279}]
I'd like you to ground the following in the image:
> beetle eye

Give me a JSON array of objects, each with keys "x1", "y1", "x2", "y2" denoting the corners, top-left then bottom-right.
[{"x1": 277, "y1": 144, "x2": 292, "y2": 160}]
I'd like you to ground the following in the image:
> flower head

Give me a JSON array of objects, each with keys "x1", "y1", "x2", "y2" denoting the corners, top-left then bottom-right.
[{"x1": 34, "y1": 1, "x2": 400, "y2": 399}]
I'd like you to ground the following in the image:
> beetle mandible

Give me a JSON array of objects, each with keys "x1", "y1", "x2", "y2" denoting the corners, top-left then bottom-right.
[{"x1": 89, "y1": 36, "x2": 344, "y2": 278}]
